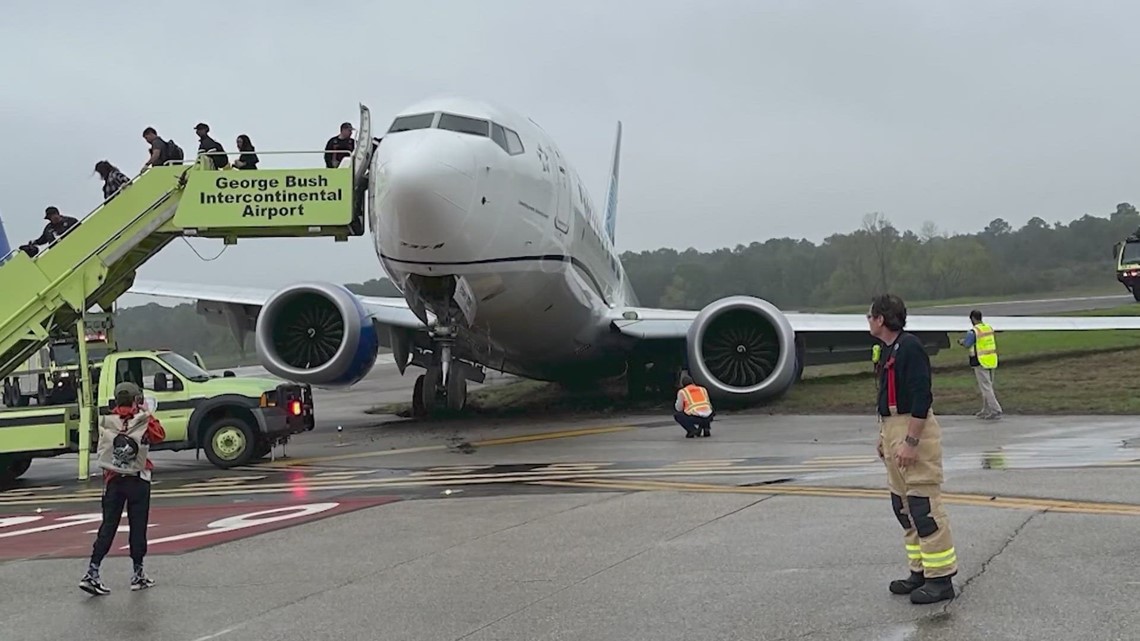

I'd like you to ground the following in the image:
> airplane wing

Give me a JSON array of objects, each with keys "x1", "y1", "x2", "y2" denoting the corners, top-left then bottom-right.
[
  {"x1": 127, "y1": 279, "x2": 427, "y2": 333},
  {"x1": 610, "y1": 305, "x2": 1140, "y2": 340}
]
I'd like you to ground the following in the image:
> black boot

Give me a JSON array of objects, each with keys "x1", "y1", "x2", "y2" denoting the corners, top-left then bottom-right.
[
  {"x1": 909, "y1": 576, "x2": 954, "y2": 604},
  {"x1": 889, "y1": 570, "x2": 925, "y2": 595},
  {"x1": 700, "y1": 424, "x2": 711, "y2": 437}
]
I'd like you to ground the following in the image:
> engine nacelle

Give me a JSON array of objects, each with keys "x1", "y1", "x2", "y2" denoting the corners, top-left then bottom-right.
[
  {"x1": 254, "y1": 282, "x2": 380, "y2": 388},
  {"x1": 685, "y1": 296, "x2": 800, "y2": 404}
]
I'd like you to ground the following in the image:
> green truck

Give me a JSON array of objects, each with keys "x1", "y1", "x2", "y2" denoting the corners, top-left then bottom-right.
[{"x1": 0, "y1": 348, "x2": 315, "y2": 483}]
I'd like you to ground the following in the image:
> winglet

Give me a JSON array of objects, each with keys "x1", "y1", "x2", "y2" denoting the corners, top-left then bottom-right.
[
  {"x1": 0, "y1": 212, "x2": 10, "y2": 260},
  {"x1": 603, "y1": 121, "x2": 622, "y2": 241}
]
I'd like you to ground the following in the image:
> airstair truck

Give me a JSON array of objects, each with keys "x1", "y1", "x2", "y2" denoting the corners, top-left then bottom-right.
[{"x1": 0, "y1": 103, "x2": 378, "y2": 482}]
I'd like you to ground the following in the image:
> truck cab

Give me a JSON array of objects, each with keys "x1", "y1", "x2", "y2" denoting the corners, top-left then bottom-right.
[{"x1": 1114, "y1": 234, "x2": 1140, "y2": 301}]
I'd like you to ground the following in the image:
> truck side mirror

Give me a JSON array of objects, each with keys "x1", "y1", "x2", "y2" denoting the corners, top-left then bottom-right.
[
  {"x1": 153, "y1": 372, "x2": 168, "y2": 392},
  {"x1": 1114, "y1": 242, "x2": 1121, "y2": 258},
  {"x1": 193, "y1": 352, "x2": 206, "y2": 369}
]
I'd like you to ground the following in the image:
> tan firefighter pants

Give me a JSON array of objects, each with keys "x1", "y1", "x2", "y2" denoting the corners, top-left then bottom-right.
[{"x1": 878, "y1": 411, "x2": 958, "y2": 579}]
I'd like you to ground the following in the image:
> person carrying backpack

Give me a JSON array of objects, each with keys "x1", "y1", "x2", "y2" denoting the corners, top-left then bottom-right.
[
  {"x1": 141, "y1": 127, "x2": 185, "y2": 172},
  {"x1": 79, "y1": 381, "x2": 166, "y2": 596}
]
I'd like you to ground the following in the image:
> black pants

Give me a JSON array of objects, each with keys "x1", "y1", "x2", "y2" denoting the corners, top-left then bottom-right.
[
  {"x1": 89, "y1": 475, "x2": 151, "y2": 567},
  {"x1": 674, "y1": 411, "x2": 713, "y2": 434}
]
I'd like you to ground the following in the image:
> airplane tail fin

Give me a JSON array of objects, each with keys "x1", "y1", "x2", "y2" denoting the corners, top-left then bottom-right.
[
  {"x1": 0, "y1": 212, "x2": 10, "y2": 260},
  {"x1": 603, "y1": 121, "x2": 622, "y2": 241}
]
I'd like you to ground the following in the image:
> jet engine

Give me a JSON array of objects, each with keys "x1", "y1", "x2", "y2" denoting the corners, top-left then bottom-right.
[
  {"x1": 254, "y1": 282, "x2": 380, "y2": 387},
  {"x1": 685, "y1": 296, "x2": 800, "y2": 404}
]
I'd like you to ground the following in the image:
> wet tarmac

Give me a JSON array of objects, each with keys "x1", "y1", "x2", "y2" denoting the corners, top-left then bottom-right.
[{"x1": 4, "y1": 363, "x2": 1140, "y2": 639}]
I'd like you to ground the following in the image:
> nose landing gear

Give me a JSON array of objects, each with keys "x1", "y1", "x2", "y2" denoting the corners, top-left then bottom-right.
[{"x1": 410, "y1": 325, "x2": 479, "y2": 417}]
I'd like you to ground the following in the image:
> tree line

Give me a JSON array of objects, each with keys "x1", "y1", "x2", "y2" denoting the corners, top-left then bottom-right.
[{"x1": 112, "y1": 203, "x2": 1140, "y2": 364}]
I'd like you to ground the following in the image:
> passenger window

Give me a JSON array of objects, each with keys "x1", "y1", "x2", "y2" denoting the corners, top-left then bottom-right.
[
  {"x1": 387, "y1": 113, "x2": 435, "y2": 133},
  {"x1": 117, "y1": 357, "x2": 180, "y2": 393},
  {"x1": 438, "y1": 113, "x2": 489, "y2": 137},
  {"x1": 505, "y1": 129, "x2": 525, "y2": 155},
  {"x1": 491, "y1": 124, "x2": 509, "y2": 153}
]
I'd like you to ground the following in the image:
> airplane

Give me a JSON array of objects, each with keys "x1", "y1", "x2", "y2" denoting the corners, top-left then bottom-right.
[
  {"x1": 0, "y1": 213, "x2": 10, "y2": 260},
  {"x1": 124, "y1": 97, "x2": 1140, "y2": 417}
]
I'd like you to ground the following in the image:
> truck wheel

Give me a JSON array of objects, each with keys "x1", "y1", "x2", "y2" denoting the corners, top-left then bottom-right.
[
  {"x1": 0, "y1": 457, "x2": 32, "y2": 483},
  {"x1": 202, "y1": 419, "x2": 257, "y2": 469}
]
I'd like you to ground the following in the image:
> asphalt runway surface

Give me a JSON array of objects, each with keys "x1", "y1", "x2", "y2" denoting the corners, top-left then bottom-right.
[{"x1": 3, "y1": 357, "x2": 1140, "y2": 641}]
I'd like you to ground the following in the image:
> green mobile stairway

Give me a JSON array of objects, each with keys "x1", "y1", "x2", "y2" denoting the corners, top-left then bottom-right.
[{"x1": 0, "y1": 103, "x2": 376, "y2": 384}]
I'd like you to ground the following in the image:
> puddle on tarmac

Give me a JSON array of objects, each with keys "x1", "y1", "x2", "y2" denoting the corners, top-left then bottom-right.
[{"x1": 955, "y1": 424, "x2": 1140, "y2": 471}]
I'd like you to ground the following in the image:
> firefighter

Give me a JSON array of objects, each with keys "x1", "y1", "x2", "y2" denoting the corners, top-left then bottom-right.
[
  {"x1": 673, "y1": 372, "x2": 714, "y2": 438},
  {"x1": 958, "y1": 310, "x2": 1002, "y2": 419},
  {"x1": 868, "y1": 293, "x2": 957, "y2": 604}
]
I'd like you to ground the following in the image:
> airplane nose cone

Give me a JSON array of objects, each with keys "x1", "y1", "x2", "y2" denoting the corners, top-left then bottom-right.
[{"x1": 378, "y1": 134, "x2": 478, "y2": 248}]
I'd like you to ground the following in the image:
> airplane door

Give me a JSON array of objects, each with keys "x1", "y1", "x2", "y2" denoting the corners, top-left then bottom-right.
[
  {"x1": 352, "y1": 103, "x2": 373, "y2": 183},
  {"x1": 553, "y1": 151, "x2": 570, "y2": 235}
]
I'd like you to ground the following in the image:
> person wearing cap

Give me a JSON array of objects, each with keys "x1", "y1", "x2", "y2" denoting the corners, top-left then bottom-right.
[
  {"x1": 79, "y1": 381, "x2": 166, "y2": 596},
  {"x1": 194, "y1": 122, "x2": 230, "y2": 170},
  {"x1": 26, "y1": 206, "x2": 78, "y2": 250},
  {"x1": 324, "y1": 121, "x2": 356, "y2": 168}
]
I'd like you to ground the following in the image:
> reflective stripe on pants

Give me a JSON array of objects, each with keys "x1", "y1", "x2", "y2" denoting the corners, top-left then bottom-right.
[{"x1": 879, "y1": 411, "x2": 958, "y2": 578}]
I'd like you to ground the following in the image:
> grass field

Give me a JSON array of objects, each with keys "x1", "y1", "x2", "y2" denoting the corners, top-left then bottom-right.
[{"x1": 369, "y1": 305, "x2": 1140, "y2": 417}]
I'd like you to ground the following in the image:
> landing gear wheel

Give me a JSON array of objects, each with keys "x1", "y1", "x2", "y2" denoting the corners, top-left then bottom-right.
[
  {"x1": 412, "y1": 375, "x2": 427, "y2": 417},
  {"x1": 446, "y1": 372, "x2": 467, "y2": 411},
  {"x1": 202, "y1": 419, "x2": 257, "y2": 469},
  {"x1": 420, "y1": 367, "x2": 441, "y2": 415}
]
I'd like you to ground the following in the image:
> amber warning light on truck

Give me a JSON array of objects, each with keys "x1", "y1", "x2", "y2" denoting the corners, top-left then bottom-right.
[{"x1": 174, "y1": 168, "x2": 354, "y2": 229}]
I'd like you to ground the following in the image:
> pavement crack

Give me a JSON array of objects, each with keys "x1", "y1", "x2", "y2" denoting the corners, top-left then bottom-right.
[
  {"x1": 941, "y1": 510, "x2": 1039, "y2": 612},
  {"x1": 450, "y1": 495, "x2": 774, "y2": 641}
]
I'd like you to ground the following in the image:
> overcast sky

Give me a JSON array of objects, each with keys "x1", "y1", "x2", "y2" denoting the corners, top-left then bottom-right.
[{"x1": 3, "y1": 0, "x2": 1138, "y2": 307}]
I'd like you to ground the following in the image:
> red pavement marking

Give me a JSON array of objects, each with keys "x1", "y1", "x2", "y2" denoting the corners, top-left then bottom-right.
[{"x1": 0, "y1": 497, "x2": 399, "y2": 560}]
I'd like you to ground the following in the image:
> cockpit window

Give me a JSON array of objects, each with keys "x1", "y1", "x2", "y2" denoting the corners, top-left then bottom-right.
[
  {"x1": 504, "y1": 129, "x2": 524, "y2": 155},
  {"x1": 438, "y1": 113, "x2": 489, "y2": 137},
  {"x1": 490, "y1": 123, "x2": 525, "y2": 156},
  {"x1": 387, "y1": 113, "x2": 435, "y2": 133}
]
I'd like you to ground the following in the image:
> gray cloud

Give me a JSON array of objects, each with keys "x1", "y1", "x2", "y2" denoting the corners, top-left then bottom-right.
[{"x1": 2, "y1": 0, "x2": 1136, "y2": 307}]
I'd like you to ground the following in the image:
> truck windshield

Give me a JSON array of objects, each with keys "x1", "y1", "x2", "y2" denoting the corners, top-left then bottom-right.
[
  {"x1": 51, "y1": 344, "x2": 78, "y2": 366},
  {"x1": 1123, "y1": 241, "x2": 1140, "y2": 265},
  {"x1": 49, "y1": 343, "x2": 111, "y2": 366},
  {"x1": 157, "y1": 353, "x2": 212, "y2": 382}
]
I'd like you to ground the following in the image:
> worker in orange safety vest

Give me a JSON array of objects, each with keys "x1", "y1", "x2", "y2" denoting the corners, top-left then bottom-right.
[{"x1": 674, "y1": 372, "x2": 715, "y2": 438}]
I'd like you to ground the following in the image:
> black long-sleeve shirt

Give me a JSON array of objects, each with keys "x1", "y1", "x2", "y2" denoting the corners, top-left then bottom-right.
[
  {"x1": 31, "y1": 217, "x2": 79, "y2": 246},
  {"x1": 876, "y1": 331, "x2": 933, "y2": 419},
  {"x1": 324, "y1": 135, "x2": 354, "y2": 168}
]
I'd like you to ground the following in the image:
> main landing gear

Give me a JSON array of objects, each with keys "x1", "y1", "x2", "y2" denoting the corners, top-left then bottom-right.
[{"x1": 410, "y1": 325, "x2": 482, "y2": 417}]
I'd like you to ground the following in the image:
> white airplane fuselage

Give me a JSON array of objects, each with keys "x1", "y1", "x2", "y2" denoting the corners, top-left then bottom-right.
[{"x1": 368, "y1": 98, "x2": 635, "y2": 381}]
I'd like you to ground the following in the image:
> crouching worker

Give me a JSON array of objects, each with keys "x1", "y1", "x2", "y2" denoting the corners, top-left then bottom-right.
[
  {"x1": 674, "y1": 373, "x2": 715, "y2": 438},
  {"x1": 79, "y1": 382, "x2": 165, "y2": 596}
]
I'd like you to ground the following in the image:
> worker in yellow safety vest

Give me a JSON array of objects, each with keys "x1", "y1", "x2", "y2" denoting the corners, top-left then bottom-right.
[
  {"x1": 674, "y1": 372, "x2": 714, "y2": 438},
  {"x1": 958, "y1": 310, "x2": 1002, "y2": 420}
]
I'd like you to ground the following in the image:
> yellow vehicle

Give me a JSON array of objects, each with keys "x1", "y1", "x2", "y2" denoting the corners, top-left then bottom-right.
[
  {"x1": 0, "y1": 348, "x2": 314, "y2": 483},
  {"x1": 1114, "y1": 232, "x2": 1140, "y2": 302}
]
